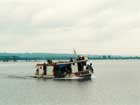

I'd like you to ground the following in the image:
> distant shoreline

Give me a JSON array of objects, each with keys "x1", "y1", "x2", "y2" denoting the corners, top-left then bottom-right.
[{"x1": 0, "y1": 53, "x2": 140, "y2": 62}]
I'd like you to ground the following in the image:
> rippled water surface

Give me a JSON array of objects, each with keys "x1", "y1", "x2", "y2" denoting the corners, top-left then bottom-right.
[{"x1": 0, "y1": 60, "x2": 140, "y2": 105}]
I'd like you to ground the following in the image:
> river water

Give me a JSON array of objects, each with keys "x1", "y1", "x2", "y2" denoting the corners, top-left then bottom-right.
[{"x1": 0, "y1": 60, "x2": 140, "y2": 105}]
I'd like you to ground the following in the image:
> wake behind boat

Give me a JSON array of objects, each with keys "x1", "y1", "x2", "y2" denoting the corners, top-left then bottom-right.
[{"x1": 34, "y1": 56, "x2": 94, "y2": 80}]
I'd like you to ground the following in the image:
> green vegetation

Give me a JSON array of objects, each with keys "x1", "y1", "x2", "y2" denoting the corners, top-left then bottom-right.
[{"x1": 0, "y1": 53, "x2": 140, "y2": 62}]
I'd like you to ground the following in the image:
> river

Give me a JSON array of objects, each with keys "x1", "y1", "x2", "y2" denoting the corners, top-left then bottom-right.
[{"x1": 0, "y1": 60, "x2": 140, "y2": 105}]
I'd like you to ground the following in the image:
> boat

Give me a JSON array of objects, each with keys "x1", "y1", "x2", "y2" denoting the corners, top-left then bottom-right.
[{"x1": 34, "y1": 56, "x2": 94, "y2": 80}]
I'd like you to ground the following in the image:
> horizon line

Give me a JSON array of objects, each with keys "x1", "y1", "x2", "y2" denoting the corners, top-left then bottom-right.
[{"x1": 0, "y1": 52, "x2": 140, "y2": 56}]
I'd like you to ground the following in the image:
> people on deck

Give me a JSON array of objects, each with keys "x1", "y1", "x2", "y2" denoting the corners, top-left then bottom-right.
[
  {"x1": 89, "y1": 63, "x2": 94, "y2": 73},
  {"x1": 43, "y1": 63, "x2": 46, "y2": 75},
  {"x1": 86, "y1": 63, "x2": 94, "y2": 73},
  {"x1": 77, "y1": 56, "x2": 86, "y2": 72},
  {"x1": 47, "y1": 59, "x2": 52, "y2": 64}
]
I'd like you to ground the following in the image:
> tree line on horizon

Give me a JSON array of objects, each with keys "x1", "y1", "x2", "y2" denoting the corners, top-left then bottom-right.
[{"x1": 0, "y1": 53, "x2": 140, "y2": 62}]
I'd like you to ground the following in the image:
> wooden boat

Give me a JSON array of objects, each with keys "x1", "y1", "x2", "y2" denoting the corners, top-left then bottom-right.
[{"x1": 34, "y1": 56, "x2": 94, "y2": 80}]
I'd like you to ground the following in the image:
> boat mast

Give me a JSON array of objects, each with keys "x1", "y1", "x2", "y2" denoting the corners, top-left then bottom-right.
[{"x1": 73, "y1": 48, "x2": 78, "y2": 59}]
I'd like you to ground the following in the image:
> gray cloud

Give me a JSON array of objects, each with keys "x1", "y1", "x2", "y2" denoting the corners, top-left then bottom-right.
[{"x1": 0, "y1": 0, "x2": 140, "y2": 55}]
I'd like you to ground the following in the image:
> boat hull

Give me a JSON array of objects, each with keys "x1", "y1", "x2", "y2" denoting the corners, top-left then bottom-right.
[{"x1": 33, "y1": 73, "x2": 92, "y2": 80}]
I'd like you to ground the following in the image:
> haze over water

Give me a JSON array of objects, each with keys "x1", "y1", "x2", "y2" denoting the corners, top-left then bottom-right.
[{"x1": 0, "y1": 60, "x2": 140, "y2": 105}]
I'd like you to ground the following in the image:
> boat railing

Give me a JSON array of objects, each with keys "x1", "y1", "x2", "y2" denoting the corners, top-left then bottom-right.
[{"x1": 36, "y1": 59, "x2": 88, "y2": 67}]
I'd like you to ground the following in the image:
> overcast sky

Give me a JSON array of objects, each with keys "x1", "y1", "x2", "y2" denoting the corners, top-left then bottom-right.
[{"x1": 0, "y1": 0, "x2": 140, "y2": 55}]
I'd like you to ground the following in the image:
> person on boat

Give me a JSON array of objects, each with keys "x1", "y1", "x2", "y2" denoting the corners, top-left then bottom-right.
[
  {"x1": 47, "y1": 59, "x2": 52, "y2": 64},
  {"x1": 66, "y1": 64, "x2": 72, "y2": 77},
  {"x1": 86, "y1": 64, "x2": 90, "y2": 70},
  {"x1": 77, "y1": 56, "x2": 83, "y2": 72},
  {"x1": 53, "y1": 65, "x2": 59, "y2": 78},
  {"x1": 70, "y1": 58, "x2": 75, "y2": 65},
  {"x1": 70, "y1": 58, "x2": 73, "y2": 62},
  {"x1": 89, "y1": 63, "x2": 94, "y2": 73},
  {"x1": 82, "y1": 56, "x2": 87, "y2": 66},
  {"x1": 43, "y1": 63, "x2": 46, "y2": 75}
]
